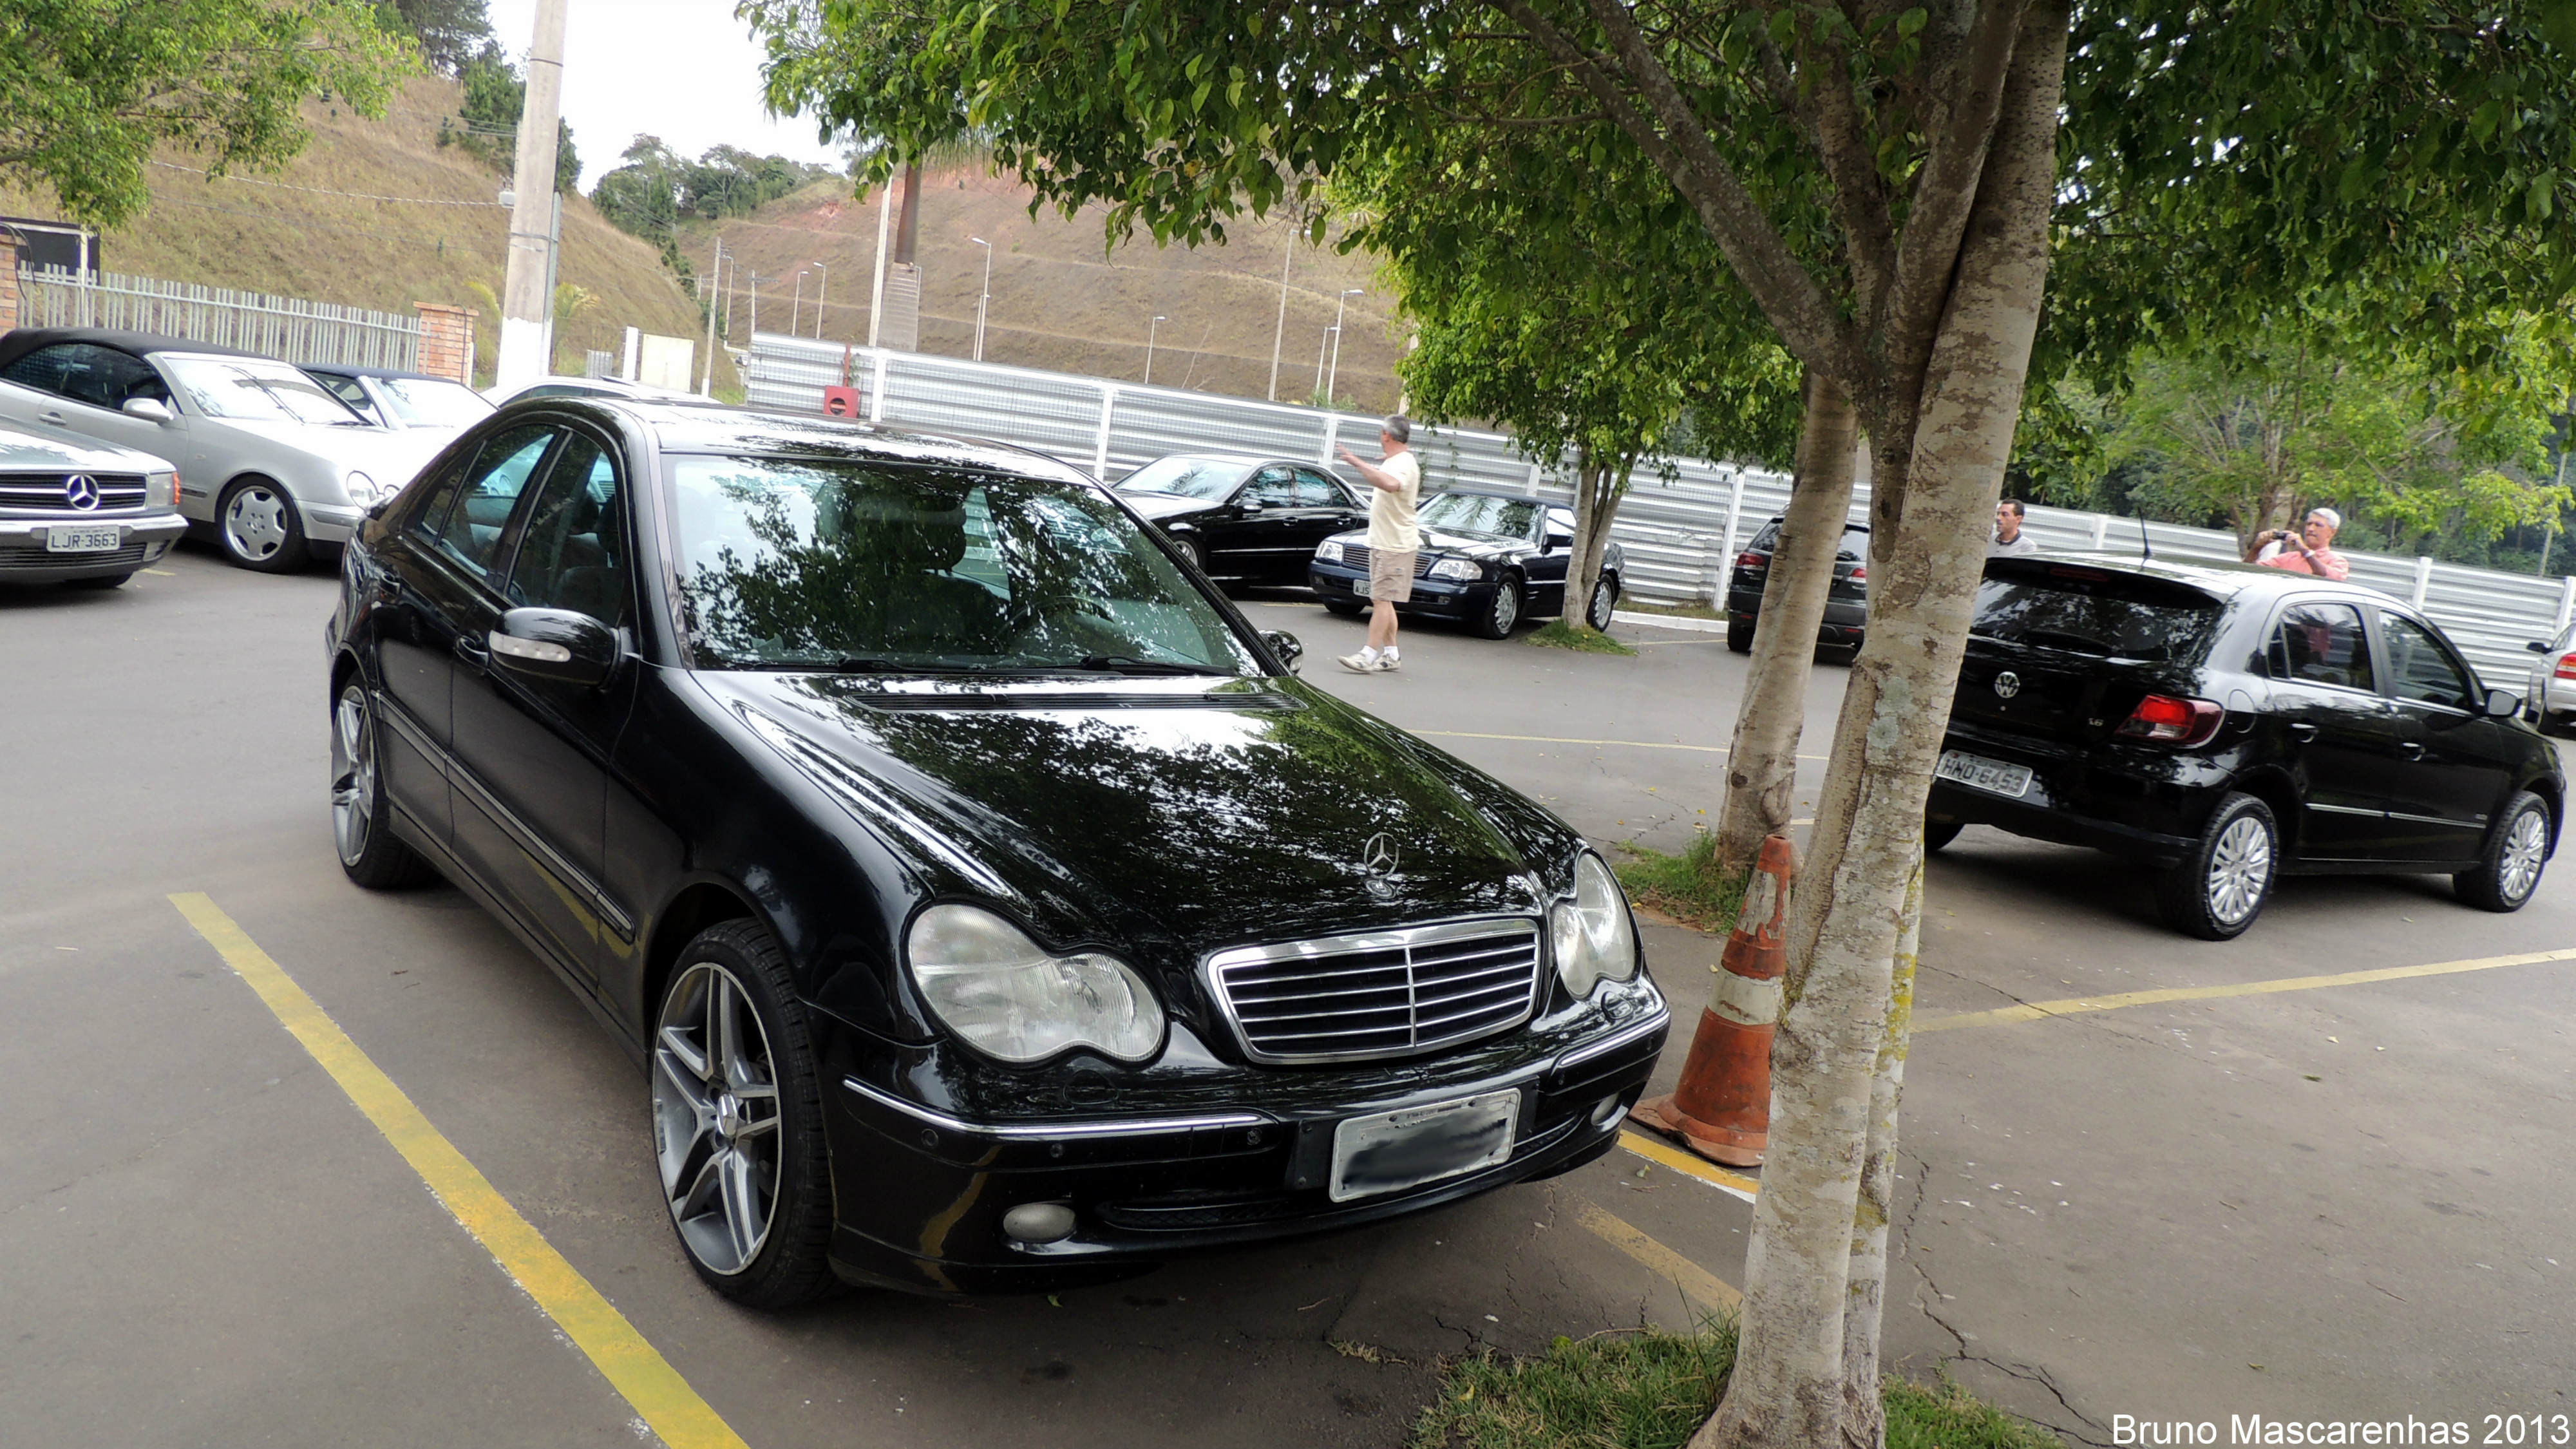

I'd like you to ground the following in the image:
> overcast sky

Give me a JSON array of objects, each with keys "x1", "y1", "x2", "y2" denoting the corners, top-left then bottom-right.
[{"x1": 482, "y1": 1, "x2": 850, "y2": 189}]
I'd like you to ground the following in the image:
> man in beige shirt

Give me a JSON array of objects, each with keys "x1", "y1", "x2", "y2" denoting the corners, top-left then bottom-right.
[{"x1": 1335, "y1": 414, "x2": 1423, "y2": 672}]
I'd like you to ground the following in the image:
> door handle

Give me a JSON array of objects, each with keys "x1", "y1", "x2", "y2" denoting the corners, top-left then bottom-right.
[
  {"x1": 452, "y1": 634, "x2": 491, "y2": 673},
  {"x1": 2287, "y1": 723, "x2": 2319, "y2": 742},
  {"x1": 2398, "y1": 741, "x2": 2424, "y2": 760},
  {"x1": 39, "y1": 410, "x2": 66, "y2": 425}
]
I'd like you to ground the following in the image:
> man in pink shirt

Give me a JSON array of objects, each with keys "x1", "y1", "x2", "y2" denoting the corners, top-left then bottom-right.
[{"x1": 2248, "y1": 507, "x2": 2351, "y2": 581}]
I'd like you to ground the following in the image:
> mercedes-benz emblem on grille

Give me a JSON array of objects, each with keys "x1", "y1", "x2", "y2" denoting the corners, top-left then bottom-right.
[
  {"x1": 1992, "y1": 670, "x2": 2022, "y2": 699},
  {"x1": 64, "y1": 475, "x2": 100, "y2": 511},
  {"x1": 1359, "y1": 833, "x2": 1400, "y2": 878}
]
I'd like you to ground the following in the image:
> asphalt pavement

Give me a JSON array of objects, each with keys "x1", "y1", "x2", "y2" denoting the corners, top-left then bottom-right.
[{"x1": 2, "y1": 553, "x2": 2568, "y2": 1447}]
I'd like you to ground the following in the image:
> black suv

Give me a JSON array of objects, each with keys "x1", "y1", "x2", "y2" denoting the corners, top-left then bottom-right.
[
  {"x1": 1725, "y1": 515, "x2": 1870, "y2": 657},
  {"x1": 1926, "y1": 556, "x2": 2561, "y2": 939}
]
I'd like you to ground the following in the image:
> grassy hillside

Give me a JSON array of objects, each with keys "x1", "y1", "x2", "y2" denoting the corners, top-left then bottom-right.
[
  {"x1": 1, "y1": 77, "x2": 701, "y2": 384},
  {"x1": 676, "y1": 166, "x2": 1406, "y2": 412}
]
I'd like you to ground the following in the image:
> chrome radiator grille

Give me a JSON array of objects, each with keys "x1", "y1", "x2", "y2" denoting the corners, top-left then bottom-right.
[
  {"x1": 1336, "y1": 544, "x2": 1435, "y2": 578},
  {"x1": 1205, "y1": 919, "x2": 1543, "y2": 1065}
]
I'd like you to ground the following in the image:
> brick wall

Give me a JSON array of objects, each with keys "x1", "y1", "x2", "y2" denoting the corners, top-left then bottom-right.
[
  {"x1": 0, "y1": 243, "x2": 19, "y2": 332},
  {"x1": 413, "y1": 301, "x2": 475, "y2": 385}
]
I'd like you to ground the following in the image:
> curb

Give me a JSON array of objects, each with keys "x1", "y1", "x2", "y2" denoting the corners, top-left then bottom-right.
[{"x1": 1612, "y1": 610, "x2": 1727, "y2": 634}]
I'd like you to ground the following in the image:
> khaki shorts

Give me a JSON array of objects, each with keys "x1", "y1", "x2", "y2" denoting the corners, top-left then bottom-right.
[{"x1": 1368, "y1": 547, "x2": 1417, "y2": 602}]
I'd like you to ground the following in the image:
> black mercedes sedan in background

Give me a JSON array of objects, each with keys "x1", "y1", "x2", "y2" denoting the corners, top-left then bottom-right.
[
  {"x1": 324, "y1": 399, "x2": 1667, "y2": 1305},
  {"x1": 1112, "y1": 451, "x2": 1367, "y2": 583},
  {"x1": 1725, "y1": 513, "x2": 1870, "y2": 658},
  {"x1": 1307, "y1": 489, "x2": 1623, "y2": 638},
  {"x1": 1926, "y1": 556, "x2": 2561, "y2": 939}
]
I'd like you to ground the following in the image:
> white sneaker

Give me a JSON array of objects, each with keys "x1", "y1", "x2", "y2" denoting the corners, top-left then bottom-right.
[
  {"x1": 1337, "y1": 650, "x2": 1378, "y2": 673},
  {"x1": 1375, "y1": 652, "x2": 1401, "y2": 672}
]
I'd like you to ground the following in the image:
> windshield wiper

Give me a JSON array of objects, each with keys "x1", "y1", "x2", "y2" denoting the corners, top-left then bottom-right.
[
  {"x1": 824, "y1": 657, "x2": 987, "y2": 674},
  {"x1": 1072, "y1": 654, "x2": 1228, "y2": 676}
]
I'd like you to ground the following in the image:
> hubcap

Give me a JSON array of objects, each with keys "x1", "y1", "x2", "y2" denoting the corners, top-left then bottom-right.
[
  {"x1": 2500, "y1": 808, "x2": 2548, "y2": 903},
  {"x1": 651, "y1": 962, "x2": 782, "y2": 1276},
  {"x1": 332, "y1": 686, "x2": 375, "y2": 866},
  {"x1": 1493, "y1": 583, "x2": 1520, "y2": 633},
  {"x1": 224, "y1": 488, "x2": 288, "y2": 561},
  {"x1": 2206, "y1": 813, "x2": 2273, "y2": 925},
  {"x1": 1589, "y1": 580, "x2": 1615, "y2": 630}
]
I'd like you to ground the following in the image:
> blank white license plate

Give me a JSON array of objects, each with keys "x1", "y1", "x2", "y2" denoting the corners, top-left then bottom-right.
[
  {"x1": 1937, "y1": 749, "x2": 2032, "y2": 798},
  {"x1": 1329, "y1": 1088, "x2": 1520, "y2": 1204},
  {"x1": 46, "y1": 525, "x2": 122, "y2": 553}
]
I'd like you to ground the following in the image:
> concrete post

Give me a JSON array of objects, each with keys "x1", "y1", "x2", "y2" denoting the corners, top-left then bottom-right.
[
  {"x1": 2089, "y1": 514, "x2": 2110, "y2": 549},
  {"x1": 2411, "y1": 555, "x2": 2433, "y2": 609},
  {"x1": 412, "y1": 302, "x2": 477, "y2": 385},
  {"x1": 621, "y1": 325, "x2": 640, "y2": 383},
  {"x1": 2556, "y1": 576, "x2": 2575, "y2": 634},
  {"x1": 1093, "y1": 385, "x2": 1119, "y2": 481},
  {"x1": 1318, "y1": 413, "x2": 1341, "y2": 469},
  {"x1": 495, "y1": 0, "x2": 569, "y2": 391}
]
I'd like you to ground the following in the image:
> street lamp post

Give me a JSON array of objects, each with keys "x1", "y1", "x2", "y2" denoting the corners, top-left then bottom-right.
[
  {"x1": 1145, "y1": 314, "x2": 1166, "y2": 385},
  {"x1": 813, "y1": 263, "x2": 828, "y2": 339},
  {"x1": 747, "y1": 272, "x2": 767, "y2": 341},
  {"x1": 969, "y1": 237, "x2": 993, "y2": 362},
  {"x1": 1312, "y1": 325, "x2": 1338, "y2": 406},
  {"x1": 1326, "y1": 289, "x2": 1364, "y2": 406},
  {"x1": 790, "y1": 270, "x2": 808, "y2": 336}
]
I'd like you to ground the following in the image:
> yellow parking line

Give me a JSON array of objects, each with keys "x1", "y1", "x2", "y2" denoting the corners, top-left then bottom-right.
[
  {"x1": 1618, "y1": 1130, "x2": 1760, "y2": 1203},
  {"x1": 1915, "y1": 946, "x2": 2576, "y2": 1034},
  {"x1": 168, "y1": 893, "x2": 748, "y2": 1449},
  {"x1": 1415, "y1": 729, "x2": 1829, "y2": 761},
  {"x1": 1577, "y1": 1201, "x2": 1743, "y2": 1311}
]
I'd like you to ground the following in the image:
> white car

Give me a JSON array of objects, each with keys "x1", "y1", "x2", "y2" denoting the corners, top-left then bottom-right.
[
  {"x1": 0, "y1": 328, "x2": 448, "y2": 572},
  {"x1": 2524, "y1": 624, "x2": 2576, "y2": 734},
  {"x1": 480, "y1": 374, "x2": 701, "y2": 408},
  {"x1": 301, "y1": 363, "x2": 495, "y2": 444},
  {"x1": 0, "y1": 422, "x2": 186, "y2": 587}
]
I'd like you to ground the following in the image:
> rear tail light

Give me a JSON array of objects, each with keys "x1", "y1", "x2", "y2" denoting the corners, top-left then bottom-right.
[
  {"x1": 1736, "y1": 552, "x2": 1765, "y2": 569},
  {"x1": 2554, "y1": 653, "x2": 2576, "y2": 681},
  {"x1": 2116, "y1": 694, "x2": 2224, "y2": 746},
  {"x1": 1848, "y1": 564, "x2": 1868, "y2": 582}
]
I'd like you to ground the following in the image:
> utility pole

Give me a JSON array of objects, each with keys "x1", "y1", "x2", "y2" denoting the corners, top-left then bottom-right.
[
  {"x1": 970, "y1": 237, "x2": 992, "y2": 362},
  {"x1": 495, "y1": 0, "x2": 569, "y2": 392},
  {"x1": 1267, "y1": 222, "x2": 1295, "y2": 401},
  {"x1": 867, "y1": 175, "x2": 893, "y2": 348},
  {"x1": 1327, "y1": 289, "x2": 1363, "y2": 406},
  {"x1": 791, "y1": 270, "x2": 807, "y2": 336},
  {"x1": 1312, "y1": 325, "x2": 1336, "y2": 406},
  {"x1": 1144, "y1": 314, "x2": 1165, "y2": 386},
  {"x1": 700, "y1": 240, "x2": 723, "y2": 395},
  {"x1": 812, "y1": 263, "x2": 828, "y2": 339},
  {"x1": 719, "y1": 246, "x2": 735, "y2": 340}
]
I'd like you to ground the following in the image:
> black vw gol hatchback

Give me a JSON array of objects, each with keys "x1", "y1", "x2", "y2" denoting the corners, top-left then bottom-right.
[
  {"x1": 323, "y1": 400, "x2": 1667, "y2": 1305},
  {"x1": 1926, "y1": 556, "x2": 2562, "y2": 939}
]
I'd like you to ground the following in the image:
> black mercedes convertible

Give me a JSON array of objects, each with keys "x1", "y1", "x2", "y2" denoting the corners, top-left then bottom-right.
[{"x1": 322, "y1": 398, "x2": 1667, "y2": 1305}]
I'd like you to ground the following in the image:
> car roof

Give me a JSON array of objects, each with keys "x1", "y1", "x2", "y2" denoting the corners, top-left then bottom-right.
[
  {"x1": 0, "y1": 327, "x2": 262, "y2": 368},
  {"x1": 520, "y1": 396, "x2": 1101, "y2": 486},
  {"x1": 1991, "y1": 552, "x2": 2393, "y2": 607},
  {"x1": 1135, "y1": 451, "x2": 1301, "y2": 469}
]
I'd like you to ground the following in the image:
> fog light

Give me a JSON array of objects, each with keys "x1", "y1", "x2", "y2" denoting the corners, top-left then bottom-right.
[
  {"x1": 1591, "y1": 1095, "x2": 1624, "y2": 1128},
  {"x1": 1003, "y1": 1202, "x2": 1077, "y2": 1244}
]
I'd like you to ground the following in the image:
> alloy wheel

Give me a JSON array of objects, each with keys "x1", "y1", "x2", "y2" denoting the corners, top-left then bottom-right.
[
  {"x1": 1490, "y1": 582, "x2": 1520, "y2": 634},
  {"x1": 652, "y1": 961, "x2": 783, "y2": 1276},
  {"x1": 224, "y1": 486, "x2": 290, "y2": 563},
  {"x1": 332, "y1": 685, "x2": 377, "y2": 867},
  {"x1": 1587, "y1": 579, "x2": 1616, "y2": 631},
  {"x1": 2205, "y1": 813, "x2": 2273, "y2": 925},
  {"x1": 2501, "y1": 808, "x2": 2548, "y2": 904}
]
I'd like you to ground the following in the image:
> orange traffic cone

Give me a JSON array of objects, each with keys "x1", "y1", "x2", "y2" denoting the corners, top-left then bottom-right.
[{"x1": 1629, "y1": 833, "x2": 1794, "y2": 1166}]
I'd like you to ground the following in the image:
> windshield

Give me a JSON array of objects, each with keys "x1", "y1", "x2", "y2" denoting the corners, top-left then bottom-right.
[
  {"x1": 377, "y1": 376, "x2": 494, "y2": 428},
  {"x1": 667, "y1": 456, "x2": 1265, "y2": 674},
  {"x1": 162, "y1": 357, "x2": 368, "y2": 426},
  {"x1": 1114, "y1": 456, "x2": 1245, "y2": 501},
  {"x1": 1969, "y1": 567, "x2": 2223, "y2": 663},
  {"x1": 1417, "y1": 493, "x2": 1539, "y2": 539}
]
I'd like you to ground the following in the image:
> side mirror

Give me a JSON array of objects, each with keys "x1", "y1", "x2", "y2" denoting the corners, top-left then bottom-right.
[
  {"x1": 1240, "y1": 498, "x2": 1266, "y2": 513},
  {"x1": 2485, "y1": 687, "x2": 2526, "y2": 719},
  {"x1": 2528, "y1": 640, "x2": 2553, "y2": 654},
  {"x1": 1260, "y1": 629, "x2": 1305, "y2": 675},
  {"x1": 122, "y1": 397, "x2": 175, "y2": 424},
  {"x1": 491, "y1": 607, "x2": 619, "y2": 688}
]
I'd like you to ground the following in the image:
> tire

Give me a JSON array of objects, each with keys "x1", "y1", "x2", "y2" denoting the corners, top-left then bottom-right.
[
  {"x1": 2455, "y1": 791, "x2": 2551, "y2": 913},
  {"x1": 650, "y1": 920, "x2": 840, "y2": 1308},
  {"x1": 1323, "y1": 598, "x2": 1364, "y2": 617},
  {"x1": 1471, "y1": 573, "x2": 1524, "y2": 639},
  {"x1": 67, "y1": 573, "x2": 132, "y2": 589},
  {"x1": 2153, "y1": 792, "x2": 2278, "y2": 940},
  {"x1": 218, "y1": 478, "x2": 310, "y2": 573},
  {"x1": 1584, "y1": 574, "x2": 1619, "y2": 632},
  {"x1": 1726, "y1": 616, "x2": 1754, "y2": 654},
  {"x1": 1166, "y1": 533, "x2": 1205, "y2": 574},
  {"x1": 332, "y1": 681, "x2": 438, "y2": 889},
  {"x1": 1924, "y1": 820, "x2": 1964, "y2": 853}
]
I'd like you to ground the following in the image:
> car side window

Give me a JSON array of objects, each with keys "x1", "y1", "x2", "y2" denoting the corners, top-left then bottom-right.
[
  {"x1": 2, "y1": 343, "x2": 158, "y2": 408},
  {"x1": 1293, "y1": 468, "x2": 1349, "y2": 507},
  {"x1": 2268, "y1": 602, "x2": 2374, "y2": 692},
  {"x1": 2382, "y1": 614, "x2": 2476, "y2": 712},
  {"x1": 1545, "y1": 507, "x2": 1577, "y2": 545},
  {"x1": 315, "y1": 375, "x2": 370, "y2": 410},
  {"x1": 430, "y1": 424, "x2": 558, "y2": 582},
  {"x1": 1243, "y1": 467, "x2": 1298, "y2": 507},
  {"x1": 503, "y1": 431, "x2": 629, "y2": 627}
]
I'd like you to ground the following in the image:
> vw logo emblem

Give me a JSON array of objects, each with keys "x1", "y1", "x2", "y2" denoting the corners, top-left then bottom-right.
[
  {"x1": 64, "y1": 474, "x2": 100, "y2": 511},
  {"x1": 1359, "y1": 833, "x2": 1400, "y2": 878},
  {"x1": 1992, "y1": 670, "x2": 2022, "y2": 699}
]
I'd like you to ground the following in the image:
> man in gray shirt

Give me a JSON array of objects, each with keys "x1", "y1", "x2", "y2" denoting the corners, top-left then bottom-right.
[{"x1": 1990, "y1": 498, "x2": 2040, "y2": 556}]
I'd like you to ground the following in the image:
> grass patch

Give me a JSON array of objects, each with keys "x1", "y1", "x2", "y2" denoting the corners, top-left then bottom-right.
[
  {"x1": 1527, "y1": 620, "x2": 1639, "y2": 655},
  {"x1": 1611, "y1": 599, "x2": 1725, "y2": 621},
  {"x1": 1612, "y1": 833, "x2": 1747, "y2": 933},
  {"x1": 1410, "y1": 1322, "x2": 2064, "y2": 1449}
]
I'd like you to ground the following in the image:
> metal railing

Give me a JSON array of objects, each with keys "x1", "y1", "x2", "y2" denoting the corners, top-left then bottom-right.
[
  {"x1": 13, "y1": 266, "x2": 422, "y2": 371},
  {"x1": 744, "y1": 333, "x2": 2575, "y2": 687}
]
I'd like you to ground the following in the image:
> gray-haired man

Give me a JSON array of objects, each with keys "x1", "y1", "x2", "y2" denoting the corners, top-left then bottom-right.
[{"x1": 1334, "y1": 415, "x2": 1423, "y2": 672}]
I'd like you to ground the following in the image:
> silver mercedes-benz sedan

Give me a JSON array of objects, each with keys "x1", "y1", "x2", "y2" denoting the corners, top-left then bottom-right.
[
  {"x1": 0, "y1": 328, "x2": 447, "y2": 573},
  {"x1": 0, "y1": 422, "x2": 185, "y2": 587}
]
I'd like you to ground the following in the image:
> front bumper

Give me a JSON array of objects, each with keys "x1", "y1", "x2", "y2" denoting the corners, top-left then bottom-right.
[
  {"x1": 1308, "y1": 560, "x2": 1497, "y2": 620},
  {"x1": 301, "y1": 500, "x2": 369, "y2": 546},
  {"x1": 820, "y1": 992, "x2": 1669, "y2": 1294},
  {"x1": 0, "y1": 513, "x2": 186, "y2": 582}
]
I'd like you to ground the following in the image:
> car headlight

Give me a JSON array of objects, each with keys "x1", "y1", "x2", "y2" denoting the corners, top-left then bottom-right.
[
  {"x1": 345, "y1": 470, "x2": 380, "y2": 503},
  {"x1": 1316, "y1": 540, "x2": 1344, "y2": 564},
  {"x1": 1551, "y1": 854, "x2": 1640, "y2": 998},
  {"x1": 1428, "y1": 556, "x2": 1484, "y2": 582},
  {"x1": 145, "y1": 471, "x2": 176, "y2": 509},
  {"x1": 906, "y1": 904, "x2": 1164, "y2": 1063}
]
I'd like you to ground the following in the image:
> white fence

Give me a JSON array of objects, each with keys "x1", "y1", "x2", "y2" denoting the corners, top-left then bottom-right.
[
  {"x1": 14, "y1": 266, "x2": 422, "y2": 371},
  {"x1": 744, "y1": 333, "x2": 2575, "y2": 688}
]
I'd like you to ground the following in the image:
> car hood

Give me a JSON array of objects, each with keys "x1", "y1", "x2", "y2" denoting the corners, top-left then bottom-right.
[
  {"x1": 201, "y1": 417, "x2": 445, "y2": 478},
  {"x1": 1329, "y1": 524, "x2": 1526, "y2": 558},
  {"x1": 699, "y1": 671, "x2": 1564, "y2": 954},
  {"x1": 0, "y1": 424, "x2": 166, "y2": 473},
  {"x1": 1117, "y1": 491, "x2": 1224, "y2": 523}
]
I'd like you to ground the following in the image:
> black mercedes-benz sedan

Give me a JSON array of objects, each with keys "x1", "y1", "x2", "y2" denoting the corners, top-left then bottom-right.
[
  {"x1": 1306, "y1": 489, "x2": 1623, "y2": 638},
  {"x1": 1926, "y1": 556, "x2": 2562, "y2": 939},
  {"x1": 323, "y1": 399, "x2": 1667, "y2": 1305},
  {"x1": 1111, "y1": 451, "x2": 1368, "y2": 583},
  {"x1": 1724, "y1": 514, "x2": 1869, "y2": 658}
]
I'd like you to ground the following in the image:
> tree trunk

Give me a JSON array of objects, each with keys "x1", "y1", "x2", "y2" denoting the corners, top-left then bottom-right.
[
  {"x1": 1692, "y1": 6, "x2": 2066, "y2": 1448},
  {"x1": 1710, "y1": 370, "x2": 1859, "y2": 887},
  {"x1": 1566, "y1": 452, "x2": 1629, "y2": 632},
  {"x1": 1839, "y1": 850, "x2": 1922, "y2": 1449}
]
